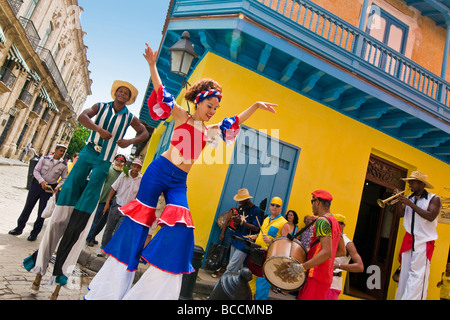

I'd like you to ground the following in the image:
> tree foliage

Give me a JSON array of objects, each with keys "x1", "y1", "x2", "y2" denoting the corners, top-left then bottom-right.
[{"x1": 67, "y1": 123, "x2": 90, "y2": 158}]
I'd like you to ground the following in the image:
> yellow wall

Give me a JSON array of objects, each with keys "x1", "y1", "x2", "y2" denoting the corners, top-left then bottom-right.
[{"x1": 144, "y1": 52, "x2": 450, "y2": 299}]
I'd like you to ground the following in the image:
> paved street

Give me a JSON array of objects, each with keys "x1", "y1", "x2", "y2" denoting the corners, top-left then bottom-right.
[
  {"x1": 0, "y1": 158, "x2": 216, "y2": 301},
  {"x1": 0, "y1": 159, "x2": 91, "y2": 300},
  {"x1": 0, "y1": 157, "x2": 291, "y2": 302}
]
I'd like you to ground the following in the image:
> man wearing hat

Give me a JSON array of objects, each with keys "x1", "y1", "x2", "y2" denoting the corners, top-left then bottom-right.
[
  {"x1": 23, "y1": 80, "x2": 149, "y2": 297},
  {"x1": 395, "y1": 171, "x2": 441, "y2": 300},
  {"x1": 286, "y1": 190, "x2": 344, "y2": 300},
  {"x1": 248, "y1": 196, "x2": 287, "y2": 300},
  {"x1": 100, "y1": 158, "x2": 144, "y2": 250},
  {"x1": 9, "y1": 144, "x2": 68, "y2": 241},
  {"x1": 223, "y1": 188, "x2": 261, "y2": 276}
]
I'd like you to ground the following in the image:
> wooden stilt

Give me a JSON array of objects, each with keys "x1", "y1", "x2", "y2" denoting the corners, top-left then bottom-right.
[
  {"x1": 31, "y1": 274, "x2": 42, "y2": 292},
  {"x1": 50, "y1": 285, "x2": 61, "y2": 300}
]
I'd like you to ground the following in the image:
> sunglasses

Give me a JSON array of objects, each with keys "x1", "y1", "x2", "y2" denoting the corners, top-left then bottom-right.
[
  {"x1": 270, "y1": 203, "x2": 281, "y2": 208},
  {"x1": 311, "y1": 198, "x2": 317, "y2": 204}
]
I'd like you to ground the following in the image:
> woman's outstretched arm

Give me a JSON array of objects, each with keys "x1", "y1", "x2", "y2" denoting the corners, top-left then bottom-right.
[{"x1": 238, "y1": 102, "x2": 277, "y2": 124}]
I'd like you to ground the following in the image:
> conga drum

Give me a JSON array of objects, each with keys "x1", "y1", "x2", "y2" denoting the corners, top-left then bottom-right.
[{"x1": 263, "y1": 237, "x2": 307, "y2": 291}]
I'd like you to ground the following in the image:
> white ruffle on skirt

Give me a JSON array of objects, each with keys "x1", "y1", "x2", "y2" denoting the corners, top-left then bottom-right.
[
  {"x1": 84, "y1": 257, "x2": 134, "y2": 300},
  {"x1": 122, "y1": 265, "x2": 182, "y2": 300}
]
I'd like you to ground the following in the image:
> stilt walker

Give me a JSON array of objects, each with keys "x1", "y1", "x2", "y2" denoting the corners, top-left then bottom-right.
[
  {"x1": 84, "y1": 43, "x2": 277, "y2": 300},
  {"x1": 23, "y1": 80, "x2": 149, "y2": 299}
]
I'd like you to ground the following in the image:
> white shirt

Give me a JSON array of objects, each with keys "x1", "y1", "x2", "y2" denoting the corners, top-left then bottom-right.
[
  {"x1": 403, "y1": 191, "x2": 438, "y2": 245},
  {"x1": 330, "y1": 234, "x2": 352, "y2": 291},
  {"x1": 33, "y1": 155, "x2": 68, "y2": 188},
  {"x1": 111, "y1": 172, "x2": 142, "y2": 206}
]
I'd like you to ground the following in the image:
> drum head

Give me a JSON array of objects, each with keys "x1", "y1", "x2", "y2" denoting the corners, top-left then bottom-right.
[{"x1": 263, "y1": 256, "x2": 305, "y2": 291}]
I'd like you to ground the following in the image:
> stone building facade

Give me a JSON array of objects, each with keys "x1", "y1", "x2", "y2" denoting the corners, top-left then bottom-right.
[{"x1": 0, "y1": 0, "x2": 91, "y2": 159}]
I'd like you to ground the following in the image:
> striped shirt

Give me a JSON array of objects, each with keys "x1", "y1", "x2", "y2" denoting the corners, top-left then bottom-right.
[{"x1": 86, "y1": 102, "x2": 134, "y2": 162}]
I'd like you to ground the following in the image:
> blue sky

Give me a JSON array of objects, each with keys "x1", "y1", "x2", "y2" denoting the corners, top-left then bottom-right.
[{"x1": 78, "y1": 0, "x2": 171, "y2": 153}]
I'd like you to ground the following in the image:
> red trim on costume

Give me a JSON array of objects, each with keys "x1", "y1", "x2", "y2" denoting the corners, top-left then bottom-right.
[
  {"x1": 119, "y1": 199, "x2": 157, "y2": 228},
  {"x1": 138, "y1": 258, "x2": 195, "y2": 275},
  {"x1": 148, "y1": 86, "x2": 173, "y2": 120},
  {"x1": 157, "y1": 204, "x2": 195, "y2": 228},
  {"x1": 398, "y1": 232, "x2": 435, "y2": 263},
  {"x1": 102, "y1": 250, "x2": 138, "y2": 273}
]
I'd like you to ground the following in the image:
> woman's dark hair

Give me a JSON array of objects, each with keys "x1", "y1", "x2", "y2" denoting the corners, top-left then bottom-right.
[
  {"x1": 184, "y1": 79, "x2": 222, "y2": 103},
  {"x1": 286, "y1": 210, "x2": 299, "y2": 225}
]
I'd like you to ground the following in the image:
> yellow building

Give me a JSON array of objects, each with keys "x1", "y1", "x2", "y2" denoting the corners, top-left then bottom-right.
[{"x1": 138, "y1": 0, "x2": 450, "y2": 300}]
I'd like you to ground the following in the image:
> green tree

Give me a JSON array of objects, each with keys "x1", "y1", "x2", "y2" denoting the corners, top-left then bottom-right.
[{"x1": 66, "y1": 123, "x2": 90, "y2": 158}]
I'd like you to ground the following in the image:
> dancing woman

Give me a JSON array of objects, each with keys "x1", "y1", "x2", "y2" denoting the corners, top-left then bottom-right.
[{"x1": 85, "y1": 44, "x2": 277, "y2": 300}]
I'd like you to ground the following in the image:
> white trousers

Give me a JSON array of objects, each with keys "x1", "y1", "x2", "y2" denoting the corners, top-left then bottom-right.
[
  {"x1": 85, "y1": 257, "x2": 183, "y2": 300},
  {"x1": 33, "y1": 205, "x2": 95, "y2": 280},
  {"x1": 84, "y1": 257, "x2": 135, "y2": 300},
  {"x1": 396, "y1": 242, "x2": 431, "y2": 300},
  {"x1": 33, "y1": 206, "x2": 73, "y2": 275}
]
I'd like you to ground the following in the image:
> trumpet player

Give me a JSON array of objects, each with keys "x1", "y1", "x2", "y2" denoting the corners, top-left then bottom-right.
[{"x1": 394, "y1": 171, "x2": 441, "y2": 300}]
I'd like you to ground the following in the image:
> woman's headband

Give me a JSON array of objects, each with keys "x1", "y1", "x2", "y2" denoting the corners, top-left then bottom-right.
[{"x1": 194, "y1": 89, "x2": 222, "y2": 104}]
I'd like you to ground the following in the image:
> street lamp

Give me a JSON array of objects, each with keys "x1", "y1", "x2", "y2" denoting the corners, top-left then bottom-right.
[
  {"x1": 8, "y1": 106, "x2": 17, "y2": 117},
  {"x1": 168, "y1": 31, "x2": 198, "y2": 114},
  {"x1": 168, "y1": 31, "x2": 198, "y2": 77}
]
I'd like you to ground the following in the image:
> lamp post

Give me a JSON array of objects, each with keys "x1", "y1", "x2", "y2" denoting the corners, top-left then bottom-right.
[
  {"x1": 8, "y1": 106, "x2": 17, "y2": 117},
  {"x1": 168, "y1": 31, "x2": 198, "y2": 114},
  {"x1": 168, "y1": 31, "x2": 198, "y2": 77}
]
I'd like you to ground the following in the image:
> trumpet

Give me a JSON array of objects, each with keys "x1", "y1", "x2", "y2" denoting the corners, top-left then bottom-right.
[{"x1": 377, "y1": 190, "x2": 405, "y2": 208}]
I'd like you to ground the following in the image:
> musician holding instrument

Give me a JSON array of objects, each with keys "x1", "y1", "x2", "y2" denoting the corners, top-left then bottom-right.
[
  {"x1": 394, "y1": 171, "x2": 441, "y2": 300},
  {"x1": 248, "y1": 196, "x2": 287, "y2": 300},
  {"x1": 285, "y1": 190, "x2": 345, "y2": 300},
  {"x1": 223, "y1": 188, "x2": 261, "y2": 275}
]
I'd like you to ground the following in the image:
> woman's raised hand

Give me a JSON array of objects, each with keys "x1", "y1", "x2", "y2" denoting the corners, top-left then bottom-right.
[
  {"x1": 254, "y1": 101, "x2": 277, "y2": 113},
  {"x1": 143, "y1": 43, "x2": 158, "y2": 66}
]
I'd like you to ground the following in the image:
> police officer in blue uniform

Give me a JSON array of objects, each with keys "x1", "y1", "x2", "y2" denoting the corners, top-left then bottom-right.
[{"x1": 9, "y1": 144, "x2": 68, "y2": 241}]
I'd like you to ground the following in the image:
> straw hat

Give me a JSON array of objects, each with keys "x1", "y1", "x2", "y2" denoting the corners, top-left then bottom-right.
[
  {"x1": 111, "y1": 80, "x2": 138, "y2": 105},
  {"x1": 401, "y1": 171, "x2": 433, "y2": 189},
  {"x1": 233, "y1": 188, "x2": 253, "y2": 201}
]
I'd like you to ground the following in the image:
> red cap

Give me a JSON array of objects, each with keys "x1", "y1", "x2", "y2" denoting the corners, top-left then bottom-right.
[{"x1": 312, "y1": 190, "x2": 333, "y2": 201}]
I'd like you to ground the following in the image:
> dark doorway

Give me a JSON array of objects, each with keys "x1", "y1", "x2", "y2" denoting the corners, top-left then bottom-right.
[
  {"x1": 346, "y1": 154, "x2": 407, "y2": 300},
  {"x1": 0, "y1": 115, "x2": 15, "y2": 148}
]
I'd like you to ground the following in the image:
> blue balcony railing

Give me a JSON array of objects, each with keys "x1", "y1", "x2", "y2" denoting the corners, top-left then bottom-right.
[
  {"x1": 256, "y1": 0, "x2": 450, "y2": 108},
  {"x1": 170, "y1": 0, "x2": 450, "y2": 121}
]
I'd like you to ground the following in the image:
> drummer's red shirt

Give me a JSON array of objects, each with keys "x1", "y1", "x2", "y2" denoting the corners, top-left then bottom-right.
[{"x1": 298, "y1": 214, "x2": 341, "y2": 299}]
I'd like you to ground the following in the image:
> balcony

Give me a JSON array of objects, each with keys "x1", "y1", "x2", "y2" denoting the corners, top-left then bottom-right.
[
  {"x1": 19, "y1": 17, "x2": 40, "y2": 50},
  {"x1": 6, "y1": 0, "x2": 23, "y2": 16},
  {"x1": 37, "y1": 46, "x2": 68, "y2": 100},
  {"x1": 41, "y1": 108, "x2": 51, "y2": 123},
  {"x1": 143, "y1": 0, "x2": 450, "y2": 163},
  {"x1": 17, "y1": 88, "x2": 32, "y2": 106},
  {"x1": 0, "y1": 66, "x2": 16, "y2": 92},
  {"x1": 31, "y1": 100, "x2": 44, "y2": 116}
]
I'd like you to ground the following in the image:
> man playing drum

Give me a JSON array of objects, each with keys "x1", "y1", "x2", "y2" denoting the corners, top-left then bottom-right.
[
  {"x1": 247, "y1": 196, "x2": 287, "y2": 300},
  {"x1": 285, "y1": 190, "x2": 345, "y2": 300}
]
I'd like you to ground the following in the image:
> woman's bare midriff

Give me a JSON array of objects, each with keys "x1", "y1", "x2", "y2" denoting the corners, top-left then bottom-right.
[{"x1": 161, "y1": 146, "x2": 195, "y2": 173}]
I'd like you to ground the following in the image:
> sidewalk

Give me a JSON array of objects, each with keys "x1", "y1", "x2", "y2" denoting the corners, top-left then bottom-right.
[
  {"x1": 0, "y1": 156, "x2": 295, "y2": 300},
  {"x1": 0, "y1": 157, "x2": 29, "y2": 167},
  {"x1": 79, "y1": 244, "x2": 295, "y2": 300}
]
